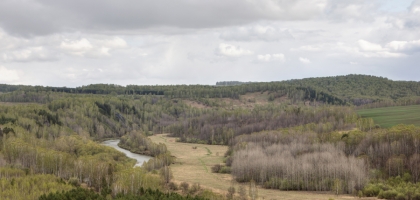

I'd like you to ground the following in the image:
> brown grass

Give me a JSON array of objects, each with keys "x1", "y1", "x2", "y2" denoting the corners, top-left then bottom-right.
[{"x1": 149, "y1": 134, "x2": 374, "y2": 200}]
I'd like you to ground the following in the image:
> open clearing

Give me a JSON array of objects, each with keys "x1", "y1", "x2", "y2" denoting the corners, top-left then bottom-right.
[
  {"x1": 149, "y1": 134, "x2": 373, "y2": 200},
  {"x1": 357, "y1": 105, "x2": 420, "y2": 128}
]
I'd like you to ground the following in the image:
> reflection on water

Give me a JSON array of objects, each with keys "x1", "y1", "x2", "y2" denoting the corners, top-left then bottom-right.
[{"x1": 102, "y1": 140, "x2": 152, "y2": 167}]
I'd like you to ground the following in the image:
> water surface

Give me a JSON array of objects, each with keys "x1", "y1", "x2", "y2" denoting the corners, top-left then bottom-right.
[{"x1": 102, "y1": 139, "x2": 152, "y2": 167}]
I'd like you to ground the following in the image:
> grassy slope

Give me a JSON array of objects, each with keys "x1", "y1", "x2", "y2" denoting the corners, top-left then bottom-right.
[
  {"x1": 149, "y1": 134, "x2": 366, "y2": 200},
  {"x1": 357, "y1": 105, "x2": 420, "y2": 128}
]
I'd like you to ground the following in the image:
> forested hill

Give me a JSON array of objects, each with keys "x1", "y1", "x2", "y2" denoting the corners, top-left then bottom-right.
[
  {"x1": 1, "y1": 74, "x2": 419, "y2": 105},
  {"x1": 283, "y1": 74, "x2": 420, "y2": 105},
  {"x1": 215, "y1": 81, "x2": 253, "y2": 86}
]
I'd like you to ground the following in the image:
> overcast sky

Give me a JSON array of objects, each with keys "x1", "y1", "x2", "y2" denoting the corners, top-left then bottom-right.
[{"x1": 0, "y1": 0, "x2": 419, "y2": 87}]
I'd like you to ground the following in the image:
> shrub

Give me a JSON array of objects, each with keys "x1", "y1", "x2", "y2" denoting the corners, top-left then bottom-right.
[
  {"x1": 363, "y1": 184, "x2": 381, "y2": 197},
  {"x1": 190, "y1": 183, "x2": 201, "y2": 194},
  {"x1": 396, "y1": 193, "x2": 406, "y2": 200},
  {"x1": 226, "y1": 186, "x2": 235, "y2": 199},
  {"x1": 180, "y1": 182, "x2": 189, "y2": 194},
  {"x1": 378, "y1": 190, "x2": 398, "y2": 199},
  {"x1": 412, "y1": 193, "x2": 420, "y2": 200},
  {"x1": 220, "y1": 166, "x2": 231, "y2": 174},
  {"x1": 68, "y1": 177, "x2": 80, "y2": 187},
  {"x1": 168, "y1": 182, "x2": 178, "y2": 190},
  {"x1": 211, "y1": 164, "x2": 222, "y2": 173}
]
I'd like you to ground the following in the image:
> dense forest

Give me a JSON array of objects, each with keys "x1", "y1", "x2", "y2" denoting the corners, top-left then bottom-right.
[{"x1": 0, "y1": 74, "x2": 419, "y2": 199}]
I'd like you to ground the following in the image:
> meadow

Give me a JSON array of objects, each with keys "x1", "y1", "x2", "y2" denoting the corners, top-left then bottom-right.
[
  {"x1": 357, "y1": 105, "x2": 420, "y2": 128},
  {"x1": 149, "y1": 134, "x2": 369, "y2": 200}
]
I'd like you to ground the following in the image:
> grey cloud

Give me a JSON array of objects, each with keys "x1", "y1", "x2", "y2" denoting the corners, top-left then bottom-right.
[
  {"x1": 0, "y1": 1, "x2": 63, "y2": 37},
  {"x1": 0, "y1": 0, "x2": 327, "y2": 36},
  {"x1": 219, "y1": 24, "x2": 294, "y2": 41}
]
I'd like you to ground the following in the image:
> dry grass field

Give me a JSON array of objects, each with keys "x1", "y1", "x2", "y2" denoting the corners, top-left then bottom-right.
[{"x1": 149, "y1": 134, "x2": 375, "y2": 200}]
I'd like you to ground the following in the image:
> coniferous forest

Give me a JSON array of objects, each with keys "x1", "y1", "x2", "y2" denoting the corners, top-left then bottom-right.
[{"x1": 0, "y1": 74, "x2": 420, "y2": 199}]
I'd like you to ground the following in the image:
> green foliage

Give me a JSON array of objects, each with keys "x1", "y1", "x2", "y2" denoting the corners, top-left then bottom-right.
[
  {"x1": 0, "y1": 172, "x2": 74, "y2": 200},
  {"x1": 119, "y1": 131, "x2": 169, "y2": 157},
  {"x1": 284, "y1": 74, "x2": 420, "y2": 103},
  {"x1": 0, "y1": 115, "x2": 16, "y2": 125},
  {"x1": 358, "y1": 105, "x2": 420, "y2": 128},
  {"x1": 39, "y1": 188, "x2": 103, "y2": 200},
  {"x1": 363, "y1": 176, "x2": 420, "y2": 199},
  {"x1": 37, "y1": 109, "x2": 61, "y2": 125},
  {"x1": 95, "y1": 102, "x2": 112, "y2": 117}
]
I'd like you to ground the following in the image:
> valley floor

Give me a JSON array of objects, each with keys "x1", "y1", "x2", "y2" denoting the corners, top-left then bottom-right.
[{"x1": 149, "y1": 134, "x2": 375, "y2": 200}]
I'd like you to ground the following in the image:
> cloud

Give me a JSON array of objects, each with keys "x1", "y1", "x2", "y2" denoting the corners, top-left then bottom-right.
[
  {"x1": 0, "y1": 66, "x2": 20, "y2": 82},
  {"x1": 291, "y1": 45, "x2": 322, "y2": 52},
  {"x1": 2, "y1": 46, "x2": 57, "y2": 62},
  {"x1": 299, "y1": 57, "x2": 311, "y2": 64},
  {"x1": 357, "y1": 40, "x2": 406, "y2": 58},
  {"x1": 217, "y1": 43, "x2": 253, "y2": 57},
  {"x1": 60, "y1": 38, "x2": 96, "y2": 56},
  {"x1": 410, "y1": 0, "x2": 420, "y2": 14},
  {"x1": 325, "y1": 1, "x2": 377, "y2": 22},
  {"x1": 220, "y1": 25, "x2": 293, "y2": 41},
  {"x1": 59, "y1": 37, "x2": 127, "y2": 57},
  {"x1": 0, "y1": 0, "x2": 328, "y2": 36},
  {"x1": 386, "y1": 40, "x2": 420, "y2": 53},
  {"x1": 1, "y1": 1, "x2": 420, "y2": 87},
  {"x1": 358, "y1": 40, "x2": 385, "y2": 52},
  {"x1": 257, "y1": 54, "x2": 285, "y2": 62}
]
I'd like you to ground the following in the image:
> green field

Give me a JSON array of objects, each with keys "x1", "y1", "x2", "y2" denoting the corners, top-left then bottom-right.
[{"x1": 357, "y1": 105, "x2": 420, "y2": 128}]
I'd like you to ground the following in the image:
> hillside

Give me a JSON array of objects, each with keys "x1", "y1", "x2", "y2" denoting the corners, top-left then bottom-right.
[
  {"x1": 2, "y1": 75, "x2": 419, "y2": 106},
  {"x1": 284, "y1": 74, "x2": 420, "y2": 105},
  {"x1": 1, "y1": 74, "x2": 420, "y2": 199}
]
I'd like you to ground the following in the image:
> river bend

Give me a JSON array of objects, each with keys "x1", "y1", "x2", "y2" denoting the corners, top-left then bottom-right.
[{"x1": 102, "y1": 140, "x2": 152, "y2": 167}]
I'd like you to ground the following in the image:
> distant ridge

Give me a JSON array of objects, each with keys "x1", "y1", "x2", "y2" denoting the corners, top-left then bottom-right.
[{"x1": 215, "y1": 81, "x2": 254, "y2": 86}]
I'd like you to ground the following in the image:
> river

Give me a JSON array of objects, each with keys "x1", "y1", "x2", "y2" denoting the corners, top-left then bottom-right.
[{"x1": 102, "y1": 140, "x2": 152, "y2": 167}]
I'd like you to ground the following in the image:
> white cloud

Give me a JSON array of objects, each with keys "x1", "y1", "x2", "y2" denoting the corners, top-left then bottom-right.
[
  {"x1": 0, "y1": 66, "x2": 20, "y2": 82},
  {"x1": 299, "y1": 57, "x2": 311, "y2": 64},
  {"x1": 217, "y1": 43, "x2": 253, "y2": 57},
  {"x1": 2, "y1": 46, "x2": 57, "y2": 62},
  {"x1": 59, "y1": 37, "x2": 128, "y2": 57},
  {"x1": 358, "y1": 40, "x2": 420, "y2": 58},
  {"x1": 60, "y1": 38, "x2": 94, "y2": 56},
  {"x1": 257, "y1": 54, "x2": 285, "y2": 62},
  {"x1": 101, "y1": 37, "x2": 128, "y2": 49},
  {"x1": 357, "y1": 40, "x2": 407, "y2": 58},
  {"x1": 358, "y1": 40, "x2": 385, "y2": 52},
  {"x1": 386, "y1": 40, "x2": 420, "y2": 53}
]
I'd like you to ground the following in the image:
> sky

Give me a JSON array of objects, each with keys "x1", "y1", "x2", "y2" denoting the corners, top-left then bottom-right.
[{"x1": 0, "y1": 0, "x2": 419, "y2": 87}]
